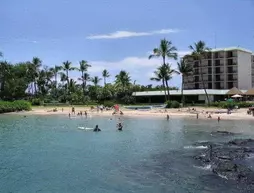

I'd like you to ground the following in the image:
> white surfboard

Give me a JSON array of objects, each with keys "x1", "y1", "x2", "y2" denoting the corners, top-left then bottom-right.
[{"x1": 78, "y1": 127, "x2": 93, "y2": 130}]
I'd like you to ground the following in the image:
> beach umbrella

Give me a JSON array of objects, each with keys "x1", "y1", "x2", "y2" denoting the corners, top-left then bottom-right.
[
  {"x1": 226, "y1": 87, "x2": 243, "y2": 95},
  {"x1": 231, "y1": 94, "x2": 243, "y2": 98}
]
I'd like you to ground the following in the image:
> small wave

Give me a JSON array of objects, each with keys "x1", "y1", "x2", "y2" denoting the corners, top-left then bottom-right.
[
  {"x1": 194, "y1": 164, "x2": 212, "y2": 170},
  {"x1": 184, "y1": 145, "x2": 208, "y2": 149},
  {"x1": 218, "y1": 174, "x2": 228, "y2": 180}
]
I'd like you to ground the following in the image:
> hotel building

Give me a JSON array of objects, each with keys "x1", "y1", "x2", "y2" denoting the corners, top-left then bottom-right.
[{"x1": 183, "y1": 47, "x2": 254, "y2": 90}]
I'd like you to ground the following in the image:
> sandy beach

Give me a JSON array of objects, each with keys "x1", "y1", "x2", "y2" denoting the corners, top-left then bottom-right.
[{"x1": 8, "y1": 106, "x2": 254, "y2": 121}]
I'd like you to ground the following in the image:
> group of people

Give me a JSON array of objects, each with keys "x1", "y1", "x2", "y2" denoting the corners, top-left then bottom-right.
[{"x1": 93, "y1": 121, "x2": 123, "y2": 132}]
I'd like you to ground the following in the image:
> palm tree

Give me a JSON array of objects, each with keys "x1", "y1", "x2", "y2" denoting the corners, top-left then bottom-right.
[
  {"x1": 149, "y1": 38, "x2": 178, "y2": 100},
  {"x1": 115, "y1": 70, "x2": 131, "y2": 92},
  {"x1": 150, "y1": 65, "x2": 168, "y2": 101},
  {"x1": 50, "y1": 65, "x2": 62, "y2": 99},
  {"x1": 30, "y1": 57, "x2": 42, "y2": 95},
  {"x1": 78, "y1": 60, "x2": 91, "y2": 96},
  {"x1": 91, "y1": 76, "x2": 101, "y2": 86},
  {"x1": 189, "y1": 41, "x2": 211, "y2": 105},
  {"x1": 102, "y1": 69, "x2": 110, "y2": 86},
  {"x1": 0, "y1": 61, "x2": 11, "y2": 96},
  {"x1": 62, "y1": 60, "x2": 76, "y2": 94},
  {"x1": 176, "y1": 59, "x2": 193, "y2": 106}
]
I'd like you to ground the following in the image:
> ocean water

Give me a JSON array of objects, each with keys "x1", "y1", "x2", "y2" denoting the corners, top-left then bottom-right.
[{"x1": 1, "y1": 114, "x2": 254, "y2": 193}]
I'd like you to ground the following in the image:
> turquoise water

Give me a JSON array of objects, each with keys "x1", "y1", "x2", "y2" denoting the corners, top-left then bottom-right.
[{"x1": 1, "y1": 114, "x2": 254, "y2": 193}]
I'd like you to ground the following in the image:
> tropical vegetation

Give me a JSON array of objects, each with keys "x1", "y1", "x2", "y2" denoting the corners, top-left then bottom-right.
[{"x1": 0, "y1": 39, "x2": 213, "y2": 106}]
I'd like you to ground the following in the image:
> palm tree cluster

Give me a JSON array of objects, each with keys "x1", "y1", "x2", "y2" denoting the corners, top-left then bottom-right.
[
  {"x1": 0, "y1": 39, "x2": 209, "y2": 105},
  {"x1": 0, "y1": 54, "x2": 173, "y2": 104},
  {"x1": 149, "y1": 39, "x2": 210, "y2": 106}
]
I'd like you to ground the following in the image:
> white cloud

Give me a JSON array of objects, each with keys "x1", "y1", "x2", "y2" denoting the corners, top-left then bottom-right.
[
  {"x1": 70, "y1": 52, "x2": 185, "y2": 87},
  {"x1": 86, "y1": 28, "x2": 179, "y2": 40}
]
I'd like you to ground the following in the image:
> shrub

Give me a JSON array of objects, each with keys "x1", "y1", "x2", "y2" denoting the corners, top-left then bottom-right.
[
  {"x1": 166, "y1": 100, "x2": 180, "y2": 108},
  {"x1": 103, "y1": 100, "x2": 115, "y2": 107},
  {"x1": 210, "y1": 101, "x2": 254, "y2": 109},
  {"x1": 31, "y1": 98, "x2": 43, "y2": 106},
  {"x1": 0, "y1": 100, "x2": 31, "y2": 113}
]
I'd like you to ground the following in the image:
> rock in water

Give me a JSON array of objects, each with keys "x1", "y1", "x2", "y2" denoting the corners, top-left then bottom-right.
[{"x1": 228, "y1": 139, "x2": 254, "y2": 146}]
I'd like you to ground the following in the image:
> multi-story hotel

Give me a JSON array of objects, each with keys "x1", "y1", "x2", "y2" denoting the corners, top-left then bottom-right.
[{"x1": 183, "y1": 47, "x2": 254, "y2": 90}]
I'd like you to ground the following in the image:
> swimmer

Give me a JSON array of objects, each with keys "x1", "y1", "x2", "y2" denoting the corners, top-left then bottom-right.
[
  {"x1": 93, "y1": 125, "x2": 101, "y2": 132},
  {"x1": 117, "y1": 123, "x2": 123, "y2": 131}
]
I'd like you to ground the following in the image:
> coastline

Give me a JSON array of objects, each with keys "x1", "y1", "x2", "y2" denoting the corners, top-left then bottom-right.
[{"x1": 6, "y1": 106, "x2": 254, "y2": 121}]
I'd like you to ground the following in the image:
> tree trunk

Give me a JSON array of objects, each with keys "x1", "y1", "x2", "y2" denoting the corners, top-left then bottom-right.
[
  {"x1": 55, "y1": 73, "x2": 57, "y2": 99},
  {"x1": 162, "y1": 79, "x2": 167, "y2": 102},
  {"x1": 199, "y1": 59, "x2": 210, "y2": 106},
  {"x1": 165, "y1": 79, "x2": 170, "y2": 101},
  {"x1": 66, "y1": 70, "x2": 69, "y2": 95},
  {"x1": 82, "y1": 71, "x2": 85, "y2": 96},
  {"x1": 181, "y1": 75, "x2": 184, "y2": 106},
  {"x1": 104, "y1": 77, "x2": 106, "y2": 86}
]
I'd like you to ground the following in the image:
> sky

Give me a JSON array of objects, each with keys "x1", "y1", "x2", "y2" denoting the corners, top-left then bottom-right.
[{"x1": 1, "y1": 0, "x2": 254, "y2": 87}]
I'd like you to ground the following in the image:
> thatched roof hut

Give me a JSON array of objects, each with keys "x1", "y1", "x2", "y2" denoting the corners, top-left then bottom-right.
[
  {"x1": 226, "y1": 87, "x2": 243, "y2": 95},
  {"x1": 245, "y1": 88, "x2": 254, "y2": 96}
]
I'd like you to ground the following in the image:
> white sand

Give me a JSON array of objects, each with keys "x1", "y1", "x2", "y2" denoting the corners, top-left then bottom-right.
[{"x1": 9, "y1": 106, "x2": 254, "y2": 121}]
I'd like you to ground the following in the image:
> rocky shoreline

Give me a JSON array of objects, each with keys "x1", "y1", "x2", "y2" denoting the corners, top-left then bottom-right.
[{"x1": 193, "y1": 134, "x2": 254, "y2": 184}]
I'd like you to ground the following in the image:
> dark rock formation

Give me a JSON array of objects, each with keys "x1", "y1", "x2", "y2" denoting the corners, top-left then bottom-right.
[
  {"x1": 211, "y1": 131, "x2": 237, "y2": 136},
  {"x1": 193, "y1": 138, "x2": 254, "y2": 183}
]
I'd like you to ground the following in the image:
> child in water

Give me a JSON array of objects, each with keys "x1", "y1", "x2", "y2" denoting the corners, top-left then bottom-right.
[{"x1": 117, "y1": 123, "x2": 123, "y2": 131}]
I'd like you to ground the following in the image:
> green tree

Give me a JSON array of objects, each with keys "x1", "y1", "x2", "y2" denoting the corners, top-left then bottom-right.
[
  {"x1": 148, "y1": 38, "x2": 178, "y2": 100},
  {"x1": 50, "y1": 65, "x2": 62, "y2": 99},
  {"x1": 189, "y1": 41, "x2": 211, "y2": 105},
  {"x1": 115, "y1": 70, "x2": 131, "y2": 92},
  {"x1": 30, "y1": 57, "x2": 42, "y2": 95},
  {"x1": 61, "y1": 61, "x2": 76, "y2": 95},
  {"x1": 78, "y1": 60, "x2": 91, "y2": 96},
  {"x1": 150, "y1": 65, "x2": 168, "y2": 101},
  {"x1": 102, "y1": 69, "x2": 110, "y2": 86},
  {"x1": 176, "y1": 59, "x2": 193, "y2": 106},
  {"x1": 91, "y1": 76, "x2": 101, "y2": 86}
]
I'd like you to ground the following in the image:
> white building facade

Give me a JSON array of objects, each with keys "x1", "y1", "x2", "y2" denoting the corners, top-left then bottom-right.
[{"x1": 184, "y1": 47, "x2": 254, "y2": 90}]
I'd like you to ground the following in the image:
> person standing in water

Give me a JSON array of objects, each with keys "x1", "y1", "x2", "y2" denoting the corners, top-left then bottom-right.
[
  {"x1": 218, "y1": 116, "x2": 221, "y2": 122},
  {"x1": 196, "y1": 113, "x2": 199, "y2": 119},
  {"x1": 166, "y1": 114, "x2": 169, "y2": 120},
  {"x1": 72, "y1": 106, "x2": 75, "y2": 115},
  {"x1": 93, "y1": 125, "x2": 101, "y2": 132},
  {"x1": 117, "y1": 122, "x2": 123, "y2": 131},
  {"x1": 84, "y1": 111, "x2": 88, "y2": 118}
]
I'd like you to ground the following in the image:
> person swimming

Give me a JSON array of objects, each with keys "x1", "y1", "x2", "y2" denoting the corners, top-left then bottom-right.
[
  {"x1": 93, "y1": 125, "x2": 101, "y2": 132},
  {"x1": 117, "y1": 123, "x2": 123, "y2": 131}
]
